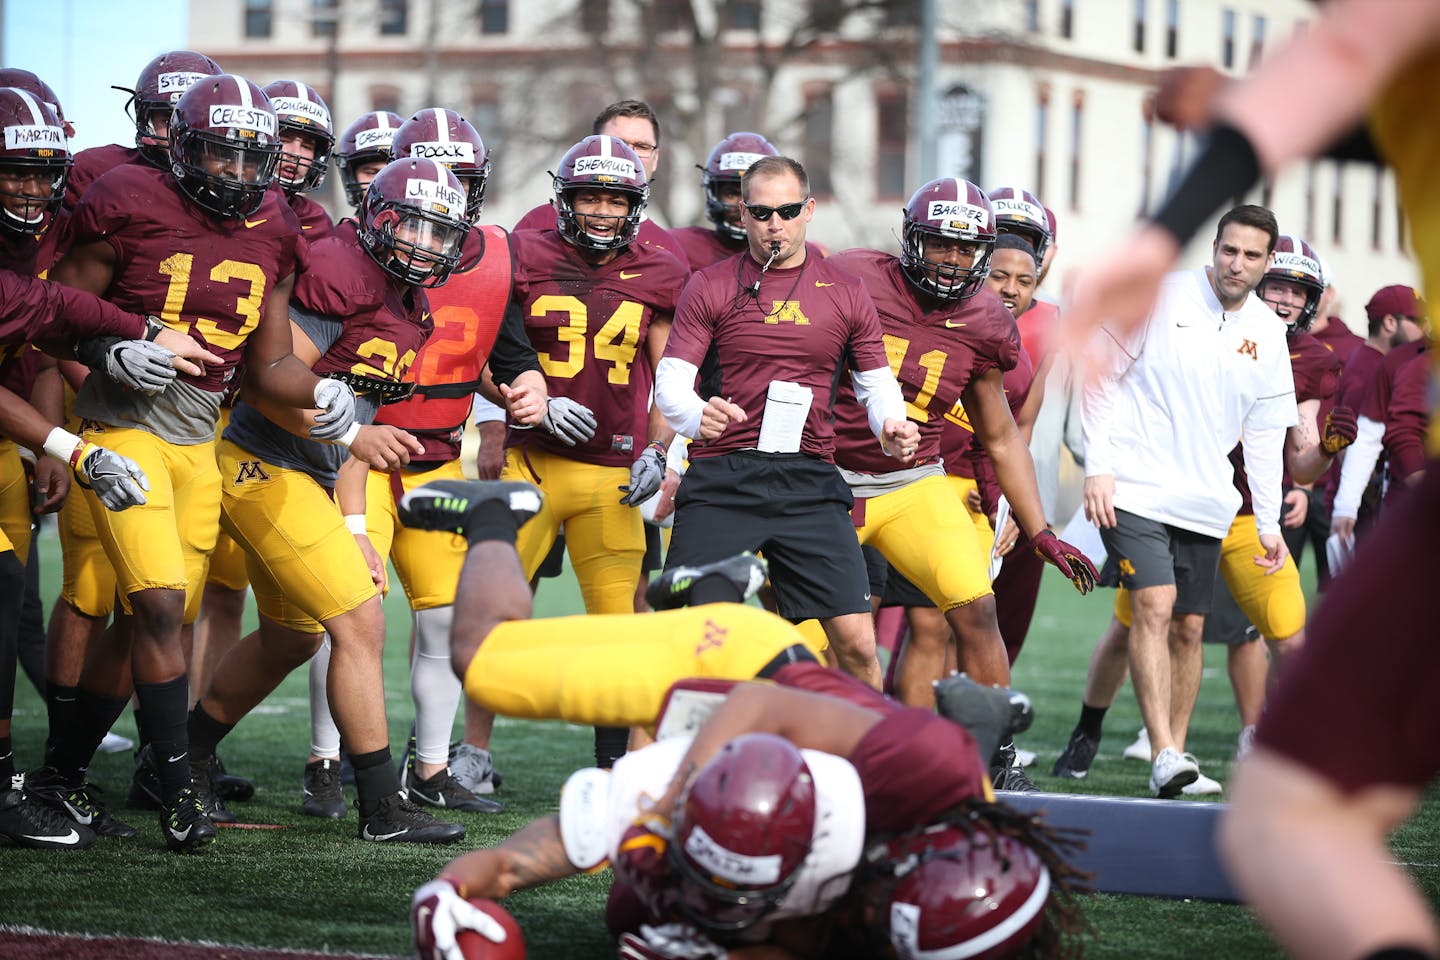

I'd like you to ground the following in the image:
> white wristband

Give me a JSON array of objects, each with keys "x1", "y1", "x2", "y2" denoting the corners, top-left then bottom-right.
[
  {"x1": 43, "y1": 426, "x2": 83, "y2": 462},
  {"x1": 337, "y1": 422, "x2": 361, "y2": 448},
  {"x1": 344, "y1": 514, "x2": 368, "y2": 535}
]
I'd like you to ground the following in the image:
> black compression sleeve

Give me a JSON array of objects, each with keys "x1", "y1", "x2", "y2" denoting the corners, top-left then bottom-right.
[{"x1": 1149, "y1": 123, "x2": 1262, "y2": 248}]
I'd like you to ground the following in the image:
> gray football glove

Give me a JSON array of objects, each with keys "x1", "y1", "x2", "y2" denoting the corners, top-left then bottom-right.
[
  {"x1": 105, "y1": 339, "x2": 177, "y2": 395},
  {"x1": 538, "y1": 396, "x2": 598, "y2": 446},
  {"x1": 619, "y1": 445, "x2": 666, "y2": 506},
  {"x1": 77, "y1": 445, "x2": 149, "y2": 511},
  {"x1": 310, "y1": 378, "x2": 358, "y2": 441}
]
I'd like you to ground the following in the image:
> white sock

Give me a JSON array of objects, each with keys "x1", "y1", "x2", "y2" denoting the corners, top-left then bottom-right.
[
  {"x1": 411, "y1": 605, "x2": 462, "y2": 767},
  {"x1": 308, "y1": 634, "x2": 341, "y2": 760}
]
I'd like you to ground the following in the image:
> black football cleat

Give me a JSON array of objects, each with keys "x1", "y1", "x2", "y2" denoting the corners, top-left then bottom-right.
[
  {"x1": 209, "y1": 754, "x2": 255, "y2": 802},
  {"x1": 933, "y1": 672, "x2": 1035, "y2": 764},
  {"x1": 0, "y1": 777, "x2": 96, "y2": 850},
  {"x1": 990, "y1": 743, "x2": 1041, "y2": 793},
  {"x1": 302, "y1": 759, "x2": 348, "y2": 819},
  {"x1": 160, "y1": 788, "x2": 217, "y2": 853},
  {"x1": 404, "y1": 765, "x2": 504, "y2": 815},
  {"x1": 646, "y1": 552, "x2": 768, "y2": 610},
  {"x1": 127, "y1": 745, "x2": 163, "y2": 811},
  {"x1": 397, "y1": 479, "x2": 543, "y2": 538},
  {"x1": 189, "y1": 758, "x2": 237, "y2": 825},
  {"x1": 1052, "y1": 728, "x2": 1101, "y2": 780},
  {"x1": 357, "y1": 791, "x2": 465, "y2": 845},
  {"x1": 25, "y1": 767, "x2": 137, "y2": 838}
]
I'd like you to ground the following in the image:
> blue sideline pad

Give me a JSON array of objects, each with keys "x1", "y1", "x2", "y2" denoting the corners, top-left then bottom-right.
[{"x1": 996, "y1": 790, "x2": 1240, "y2": 902}]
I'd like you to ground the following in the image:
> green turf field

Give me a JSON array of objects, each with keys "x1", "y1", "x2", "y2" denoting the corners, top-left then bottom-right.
[{"x1": 4, "y1": 523, "x2": 1435, "y2": 958}]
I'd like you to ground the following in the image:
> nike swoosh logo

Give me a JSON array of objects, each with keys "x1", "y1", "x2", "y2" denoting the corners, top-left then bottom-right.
[
  {"x1": 168, "y1": 824, "x2": 193, "y2": 842},
  {"x1": 362, "y1": 825, "x2": 406, "y2": 841},
  {"x1": 619, "y1": 270, "x2": 642, "y2": 279},
  {"x1": 944, "y1": 319, "x2": 967, "y2": 328},
  {"x1": 244, "y1": 218, "x2": 268, "y2": 229},
  {"x1": 62, "y1": 801, "x2": 94, "y2": 825},
  {"x1": 27, "y1": 829, "x2": 81, "y2": 845},
  {"x1": 411, "y1": 788, "x2": 446, "y2": 806},
  {"x1": 815, "y1": 281, "x2": 834, "y2": 287},
  {"x1": 167, "y1": 752, "x2": 187, "y2": 763}
]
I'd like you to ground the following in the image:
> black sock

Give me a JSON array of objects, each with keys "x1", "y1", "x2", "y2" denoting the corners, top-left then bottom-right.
[
  {"x1": 42, "y1": 683, "x2": 80, "y2": 771},
  {"x1": 595, "y1": 726, "x2": 628, "y2": 769},
  {"x1": 1077, "y1": 703, "x2": 1108, "y2": 739},
  {"x1": 689, "y1": 573, "x2": 745, "y2": 605},
  {"x1": 187, "y1": 702, "x2": 234, "y2": 769},
  {"x1": 132, "y1": 704, "x2": 147, "y2": 749},
  {"x1": 0, "y1": 734, "x2": 12, "y2": 783},
  {"x1": 463, "y1": 500, "x2": 520, "y2": 546},
  {"x1": 134, "y1": 676, "x2": 191, "y2": 802},
  {"x1": 50, "y1": 687, "x2": 129, "y2": 787},
  {"x1": 351, "y1": 747, "x2": 398, "y2": 817},
  {"x1": 1362, "y1": 950, "x2": 1435, "y2": 960}
]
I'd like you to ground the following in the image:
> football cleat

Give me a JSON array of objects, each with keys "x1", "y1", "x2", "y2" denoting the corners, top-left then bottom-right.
[
  {"x1": 1149, "y1": 748, "x2": 1200, "y2": 799},
  {"x1": 405, "y1": 766, "x2": 504, "y2": 814},
  {"x1": 302, "y1": 759, "x2": 348, "y2": 819},
  {"x1": 646, "y1": 551, "x2": 768, "y2": 610},
  {"x1": 397, "y1": 479, "x2": 543, "y2": 538},
  {"x1": 357, "y1": 791, "x2": 465, "y2": 844},
  {"x1": 25, "y1": 767, "x2": 138, "y2": 838},
  {"x1": 932, "y1": 672, "x2": 1035, "y2": 765},
  {"x1": 209, "y1": 754, "x2": 255, "y2": 802},
  {"x1": 449, "y1": 742, "x2": 502, "y2": 795},
  {"x1": 189, "y1": 757, "x2": 237, "y2": 824},
  {"x1": 989, "y1": 743, "x2": 1040, "y2": 793},
  {"x1": 1051, "y1": 728, "x2": 1101, "y2": 780},
  {"x1": 0, "y1": 777, "x2": 96, "y2": 850},
  {"x1": 127, "y1": 745, "x2": 163, "y2": 810},
  {"x1": 161, "y1": 787, "x2": 217, "y2": 853}
]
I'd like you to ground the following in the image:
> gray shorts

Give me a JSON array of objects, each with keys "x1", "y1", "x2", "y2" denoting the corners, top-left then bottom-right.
[{"x1": 1099, "y1": 510, "x2": 1223, "y2": 616}]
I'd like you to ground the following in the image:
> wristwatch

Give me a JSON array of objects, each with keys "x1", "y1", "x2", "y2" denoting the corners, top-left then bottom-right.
[{"x1": 143, "y1": 315, "x2": 165, "y2": 341}]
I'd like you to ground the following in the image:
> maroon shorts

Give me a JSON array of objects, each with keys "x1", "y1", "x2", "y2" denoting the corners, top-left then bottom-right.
[{"x1": 1257, "y1": 459, "x2": 1440, "y2": 792}]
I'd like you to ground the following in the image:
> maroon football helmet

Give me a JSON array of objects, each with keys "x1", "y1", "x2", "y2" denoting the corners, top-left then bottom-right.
[
  {"x1": 987, "y1": 186, "x2": 1052, "y2": 263},
  {"x1": 113, "y1": 51, "x2": 223, "y2": 169},
  {"x1": 0, "y1": 69, "x2": 73, "y2": 139},
  {"x1": 901, "y1": 178, "x2": 997, "y2": 301},
  {"x1": 169, "y1": 74, "x2": 280, "y2": 219},
  {"x1": 701, "y1": 131, "x2": 778, "y2": 240},
  {"x1": 335, "y1": 110, "x2": 404, "y2": 210},
  {"x1": 668, "y1": 733, "x2": 816, "y2": 935},
  {"x1": 874, "y1": 824, "x2": 1051, "y2": 960},
  {"x1": 1259, "y1": 235, "x2": 1326, "y2": 335},
  {"x1": 0, "y1": 87, "x2": 71, "y2": 235},
  {"x1": 261, "y1": 80, "x2": 333, "y2": 195},
  {"x1": 392, "y1": 108, "x2": 490, "y2": 223},
  {"x1": 552, "y1": 134, "x2": 649, "y2": 250},
  {"x1": 359, "y1": 157, "x2": 470, "y2": 287}
]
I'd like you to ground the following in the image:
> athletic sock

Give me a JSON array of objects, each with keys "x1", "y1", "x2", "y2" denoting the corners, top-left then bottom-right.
[
  {"x1": 42, "y1": 682, "x2": 80, "y2": 770},
  {"x1": 689, "y1": 573, "x2": 745, "y2": 605},
  {"x1": 50, "y1": 687, "x2": 129, "y2": 787},
  {"x1": 594, "y1": 726, "x2": 628, "y2": 769},
  {"x1": 134, "y1": 676, "x2": 191, "y2": 803},
  {"x1": 463, "y1": 500, "x2": 520, "y2": 547},
  {"x1": 187, "y1": 702, "x2": 234, "y2": 769},
  {"x1": 0, "y1": 735, "x2": 12, "y2": 783},
  {"x1": 1077, "y1": 703, "x2": 1108, "y2": 739},
  {"x1": 352, "y1": 747, "x2": 399, "y2": 817}
]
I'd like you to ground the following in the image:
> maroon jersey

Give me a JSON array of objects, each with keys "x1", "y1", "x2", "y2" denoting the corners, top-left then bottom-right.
[
  {"x1": 664, "y1": 251, "x2": 891, "y2": 462},
  {"x1": 67, "y1": 163, "x2": 304, "y2": 393},
  {"x1": 287, "y1": 191, "x2": 334, "y2": 240},
  {"x1": 509, "y1": 228, "x2": 687, "y2": 467},
  {"x1": 515, "y1": 202, "x2": 677, "y2": 253},
  {"x1": 946, "y1": 348, "x2": 1036, "y2": 514},
  {"x1": 669, "y1": 225, "x2": 826, "y2": 273},
  {"x1": 1311, "y1": 316, "x2": 1365, "y2": 369},
  {"x1": 64, "y1": 143, "x2": 146, "y2": 211},
  {"x1": 1383, "y1": 347, "x2": 1430, "y2": 481},
  {"x1": 1327, "y1": 343, "x2": 1386, "y2": 508},
  {"x1": 1231, "y1": 331, "x2": 1341, "y2": 515},
  {"x1": 827, "y1": 250, "x2": 1020, "y2": 475},
  {"x1": 1360, "y1": 338, "x2": 1426, "y2": 423},
  {"x1": 773, "y1": 662, "x2": 989, "y2": 834}
]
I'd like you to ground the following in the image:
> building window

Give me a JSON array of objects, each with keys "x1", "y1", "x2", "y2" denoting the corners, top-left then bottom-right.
[
  {"x1": 876, "y1": 89, "x2": 908, "y2": 199},
  {"x1": 803, "y1": 88, "x2": 833, "y2": 199},
  {"x1": 1396, "y1": 197, "x2": 1406, "y2": 250},
  {"x1": 1133, "y1": 0, "x2": 1146, "y2": 53},
  {"x1": 810, "y1": 0, "x2": 844, "y2": 28},
  {"x1": 1165, "y1": 0, "x2": 1179, "y2": 57},
  {"x1": 379, "y1": 0, "x2": 407, "y2": 35},
  {"x1": 579, "y1": 0, "x2": 609, "y2": 33},
  {"x1": 1024, "y1": 0, "x2": 1040, "y2": 32},
  {"x1": 1331, "y1": 162, "x2": 1344, "y2": 248},
  {"x1": 1069, "y1": 90, "x2": 1084, "y2": 211},
  {"x1": 937, "y1": 84, "x2": 985, "y2": 185},
  {"x1": 724, "y1": 0, "x2": 761, "y2": 29},
  {"x1": 312, "y1": 0, "x2": 339, "y2": 38},
  {"x1": 1221, "y1": 8, "x2": 1235, "y2": 68},
  {"x1": 478, "y1": 0, "x2": 508, "y2": 34},
  {"x1": 470, "y1": 95, "x2": 501, "y2": 174},
  {"x1": 370, "y1": 85, "x2": 402, "y2": 114},
  {"x1": 1059, "y1": 0, "x2": 1074, "y2": 38},
  {"x1": 1304, "y1": 161, "x2": 1316, "y2": 239},
  {"x1": 244, "y1": 0, "x2": 273, "y2": 38},
  {"x1": 884, "y1": 0, "x2": 917, "y2": 27},
  {"x1": 1139, "y1": 99, "x2": 1154, "y2": 215},
  {"x1": 1034, "y1": 86, "x2": 1050, "y2": 197},
  {"x1": 1371, "y1": 166, "x2": 1384, "y2": 251},
  {"x1": 1260, "y1": 178, "x2": 1273, "y2": 210},
  {"x1": 1249, "y1": 14, "x2": 1266, "y2": 68},
  {"x1": 655, "y1": 0, "x2": 690, "y2": 31}
]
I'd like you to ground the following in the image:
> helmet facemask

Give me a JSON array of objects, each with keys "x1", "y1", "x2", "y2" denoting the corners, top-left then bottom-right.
[
  {"x1": 172, "y1": 128, "x2": 279, "y2": 219},
  {"x1": 0, "y1": 159, "x2": 69, "y2": 236},
  {"x1": 901, "y1": 221, "x2": 994, "y2": 301},
  {"x1": 363, "y1": 202, "x2": 467, "y2": 287}
]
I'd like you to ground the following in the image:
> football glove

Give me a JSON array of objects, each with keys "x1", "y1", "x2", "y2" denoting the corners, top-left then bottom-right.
[
  {"x1": 1032, "y1": 530, "x2": 1100, "y2": 595},
  {"x1": 411, "y1": 879, "x2": 508, "y2": 960},
  {"x1": 618, "y1": 924, "x2": 729, "y2": 960},
  {"x1": 1321, "y1": 405, "x2": 1358, "y2": 456},
  {"x1": 619, "y1": 444, "x2": 666, "y2": 506},
  {"x1": 75, "y1": 444, "x2": 149, "y2": 511},
  {"x1": 310, "y1": 378, "x2": 359, "y2": 442},
  {"x1": 538, "y1": 396, "x2": 598, "y2": 446},
  {"x1": 105, "y1": 339, "x2": 178, "y2": 395}
]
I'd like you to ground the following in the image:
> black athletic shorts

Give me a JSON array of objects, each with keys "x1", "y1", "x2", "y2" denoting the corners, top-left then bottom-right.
[{"x1": 1098, "y1": 509, "x2": 1223, "y2": 616}]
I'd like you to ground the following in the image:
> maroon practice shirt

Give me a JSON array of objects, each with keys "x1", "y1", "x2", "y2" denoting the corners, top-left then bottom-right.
[
  {"x1": 67, "y1": 163, "x2": 304, "y2": 393},
  {"x1": 1360, "y1": 338, "x2": 1426, "y2": 423},
  {"x1": 1327, "y1": 343, "x2": 1386, "y2": 509},
  {"x1": 0, "y1": 207, "x2": 76, "y2": 399},
  {"x1": 64, "y1": 143, "x2": 147, "y2": 212},
  {"x1": 664, "y1": 250, "x2": 891, "y2": 462},
  {"x1": 669, "y1": 225, "x2": 826, "y2": 273},
  {"x1": 514, "y1": 202, "x2": 676, "y2": 254},
  {"x1": 827, "y1": 249, "x2": 1020, "y2": 475},
  {"x1": 509, "y1": 227, "x2": 688, "y2": 467},
  {"x1": 1382, "y1": 347, "x2": 1430, "y2": 482},
  {"x1": 1311, "y1": 316, "x2": 1365, "y2": 369},
  {"x1": 945, "y1": 348, "x2": 1035, "y2": 514},
  {"x1": 286, "y1": 191, "x2": 335, "y2": 241}
]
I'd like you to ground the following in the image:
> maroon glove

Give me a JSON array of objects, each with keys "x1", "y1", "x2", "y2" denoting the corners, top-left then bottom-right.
[
  {"x1": 1321, "y1": 405, "x2": 1358, "y2": 456},
  {"x1": 1032, "y1": 530, "x2": 1100, "y2": 594}
]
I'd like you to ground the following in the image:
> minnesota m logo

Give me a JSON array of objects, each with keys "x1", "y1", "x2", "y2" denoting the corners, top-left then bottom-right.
[
  {"x1": 234, "y1": 460, "x2": 270, "y2": 484},
  {"x1": 764, "y1": 301, "x2": 810, "y2": 325},
  {"x1": 1119, "y1": 558, "x2": 1136, "y2": 577},
  {"x1": 1236, "y1": 339, "x2": 1258, "y2": 361}
]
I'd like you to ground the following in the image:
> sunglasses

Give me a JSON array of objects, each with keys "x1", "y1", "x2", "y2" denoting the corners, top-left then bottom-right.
[{"x1": 744, "y1": 200, "x2": 808, "y2": 221}]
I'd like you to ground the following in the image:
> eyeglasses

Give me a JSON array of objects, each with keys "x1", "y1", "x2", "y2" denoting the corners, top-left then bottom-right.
[
  {"x1": 744, "y1": 200, "x2": 808, "y2": 222},
  {"x1": 623, "y1": 140, "x2": 657, "y2": 158}
]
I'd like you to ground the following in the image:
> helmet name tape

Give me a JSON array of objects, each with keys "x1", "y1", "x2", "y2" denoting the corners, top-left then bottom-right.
[
  {"x1": 269, "y1": 96, "x2": 331, "y2": 127},
  {"x1": 404, "y1": 176, "x2": 464, "y2": 216},
  {"x1": 1271, "y1": 251, "x2": 1320, "y2": 277},
  {"x1": 410, "y1": 140, "x2": 476, "y2": 163},
  {"x1": 718, "y1": 150, "x2": 766, "y2": 172},
  {"x1": 685, "y1": 824, "x2": 783, "y2": 886},
  {"x1": 927, "y1": 200, "x2": 988, "y2": 229},
  {"x1": 992, "y1": 197, "x2": 1045, "y2": 223},
  {"x1": 355, "y1": 127, "x2": 396, "y2": 150},
  {"x1": 4, "y1": 124, "x2": 65, "y2": 151},
  {"x1": 574, "y1": 155, "x2": 637, "y2": 179},
  {"x1": 207, "y1": 105, "x2": 276, "y2": 137},
  {"x1": 158, "y1": 71, "x2": 208, "y2": 98}
]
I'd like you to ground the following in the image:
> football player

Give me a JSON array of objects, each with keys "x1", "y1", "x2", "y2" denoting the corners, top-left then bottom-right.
[
  {"x1": 261, "y1": 80, "x2": 335, "y2": 238},
  {"x1": 333, "y1": 109, "x2": 404, "y2": 212}
]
